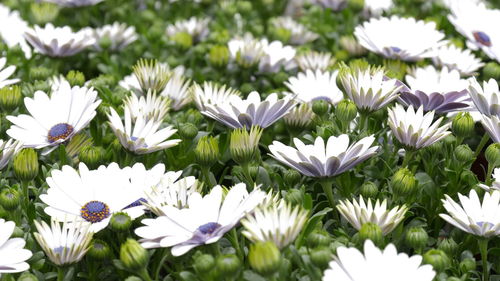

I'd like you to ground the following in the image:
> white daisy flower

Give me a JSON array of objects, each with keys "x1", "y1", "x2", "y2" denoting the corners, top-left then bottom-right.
[
  {"x1": 259, "y1": 39, "x2": 297, "y2": 73},
  {"x1": 387, "y1": 104, "x2": 451, "y2": 149},
  {"x1": 0, "y1": 4, "x2": 31, "y2": 58},
  {"x1": 432, "y1": 44, "x2": 484, "y2": 76},
  {"x1": 0, "y1": 219, "x2": 32, "y2": 277},
  {"x1": 124, "y1": 91, "x2": 170, "y2": 122},
  {"x1": 88, "y1": 22, "x2": 138, "y2": 51},
  {"x1": 284, "y1": 103, "x2": 315, "y2": 129},
  {"x1": 295, "y1": 51, "x2": 335, "y2": 72},
  {"x1": 322, "y1": 240, "x2": 435, "y2": 281},
  {"x1": 40, "y1": 162, "x2": 165, "y2": 232},
  {"x1": 310, "y1": 0, "x2": 348, "y2": 11},
  {"x1": 24, "y1": 24, "x2": 94, "y2": 57},
  {"x1": 132, "y1": 59, "x2": 171, "y2": 93},
  {"x1": 160, "y1": 73, "x2": 192, "y2": 111},
  {"x1": 41, "y1": 0, "x2": 104, "y2": 7},
  {"x1": 339, "y1": 66, "x2": 402, "y2": 112},
  {"x1": 241, "y1": 202, "x2": 309, "y2": 249},
  {"x1": 354, "y1": 16, "x2": 445, "y2": 61},
  {"x1": 285, "y1": 69, "x2": 343, "y2": 104},
  {"x1": 270, "y1": 17, "x2": 318, "y2": 45},
  {"x1": 480, "y1": 114, "x2": 500, "y2": 143},
  {"x1": 166, "y1": 17, "x2": 210, "y2": 43},
  {"x1": 0, "y1": 57, "x2": 20, "y2": 89},
  {"x1": 479, "y1": 168, "x2": 500, "y2": 191},
  {"x1": 440, "y1": 189, "x2": 500, "y2": 237},
  {"x1": 468, "y1": 77, "x2": 500, "y2": 117},
  {"x1": 0, "y1": 139, "x2": 21, "y2": 170},
  {"x1": 201, "y1": 91, "x2": 296, "y2": 129},
  {"x1": 228, "y1": 34, "x2": 266, "y2": 68},
  {"x1": 135, "y1": 184, "x2": 266, "y2": 256},
  {"x1": 399, "y1": 66, "x2": 471, "y2": 113},
  {"x1": 337, "y1": 196, "x2": 407, "y2": 235},
  {"x1": 6, "y1": 81, "x2": 100, "y2": 154},
  {"x1": 364, "y1": 0, "x2": 393, "y2": 17},
  {"x1": 269, "y1": 134, "x2": 379, "y2": 178},
  {"x1": 33, "y1": 220, "x2": 93, "y2": 266},
  {"x1": 119, "y1": 64, "x2": 185, "y2": 95},
  {"x1": 191, "y1": 81, "x2": 241, "y2": 111}
]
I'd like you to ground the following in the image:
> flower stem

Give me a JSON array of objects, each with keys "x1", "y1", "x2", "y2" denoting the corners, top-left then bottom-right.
[
  {"x1": 475, "y1": 134, "x2": 490, "y2": 158},
  {"x1": 230, "y1": 228, "x2": 244, "y2": 261},
  {"x1": 486, "y1": 164, "x2": 494, "y2": 186},
  {"x1": 138, "y1": 268, "x2": 153, "y2": 281},
  {"x1": 402, "y1": 149, "x2": 415, "y2": 168},
  {"x1": 479, "y1": 238, "x2": 489, "y2": 281},
  {"x1": 319, "y1": 178, "x2": 335, "y2": 210},
  {"x1": 58, "y1": 144, "x2": 67, "y2": 166},
  {"x1": 57, "y1": 267, "x2": 65, "y2": 281}
]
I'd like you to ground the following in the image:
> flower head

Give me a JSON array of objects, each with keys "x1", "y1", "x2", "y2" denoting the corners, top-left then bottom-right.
[
  {"x1": 479, "y1": 168, "x2": 500, "y2": 191},
  {"x1": 41, "y1": 0, "x2": 103, "y2": 7},
  {"x1": 161, "y1": 73, "x2": 192, "y2": 111},
  {"x1": 0, "y1": 57, "x2": 20, "y2": 89},
  {"x1": 364, "y1": 0, "x2": 393, "y2": 17},
  {"x1": 468, "y1": 77, "x2": 500, "y2": 117},
  {"x1": 166, "y1": 17, "x2": 209, "y2": 43},
  {"x1": 125, "y1": 91, "x2": 170, "y2": 122},
  {"x1": 191, "y1": 82, "x2": 241, "y2": 111},
  {"x1": 132, "y1": 59, "x2": 171, "y2": 93},
  {"x1": 480, "y1": 114, "x2": 500, "y2": 143},
  {"x1": 310, "y1": 0, "x2": 348, "y2": 11},
  {"x1": 0, "y1": 139, "x2": 21, "y2": 170},
  {"x1": 270, "y1": 17, "x2": 318, "y2": 45},
  {"x1": 432, "y1": 44, "x2": 484, "y2": 76},
  {"x1": 0, "y1": 4, "x2": 31, "y2": 58},
  {"x1": 285, "y1": 70, "x2": 344, "y2": 104},
  {"x1": 295, "y1": 51, "x2": 335, "y2": 72},
  {"x1": 259, "y1": 39, "x2": 297, "y2": 73},
  {"x1": 88, "y1": 22, "x2": 137, "y2": 51},
  {"x1": 228, "y1": 34, "x2": 265, "y2": 68},
  {"x1": 0, "y1": 219, "x2": 32, "y2": 276}
]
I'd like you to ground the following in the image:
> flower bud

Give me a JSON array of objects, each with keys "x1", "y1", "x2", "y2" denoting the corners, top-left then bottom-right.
[
  {"x1": 306, "y1": 230, "x2": 332, "y2": 248},
  {"x1": 230, "y1": 126, "x2": 262, "y2": 165},
  {"x1": 88, "y1": 239, "x2": 111, "y2": 260},
  {"x1": 459, "y1": 258, "x2": 476, "y2": 274},
  {"x1": 425, "y1": 141, "x2": 442, "y2": 155},
  {"x1": 248, "y1": 242, "x2": 282, "y2": 276},
  {"x1": 193, "y1": 253, "x2": 215, "y2": 274},
  {"x1": 66, "y1": 70, "x2": 85, "y2": 87},
  {"x1": 360, "y1": 181, "x2": 378, "y2": 198},
  {"x1": 178, "y1": 123, "x2": 198, "y2": 140},
  {"x1": 454, "y1": 144, "x2": 474, "y2": 163},
  {"x1": 209, "y1": 45, "x2": 230, "y2": 67},
  {"x1": 312, "y1": 100, "x2": 330, "y2": 116},
  {"x1": 285, "y1": 189, "x2": 303, "y2": 206},
  {"x1": 110, "y1": 212, "x2": 132, "y2": 232},
  {"x1": 405, "y1": 227, "x2": 428, "y2": 251},
  {"x1": 18, "y1": 272, "x2": 39, "y2": 281},
  {"x1": 273, "y1": 72, "x2": 289, "y2": 85},
  {"x1": 348, "y1": 0, "x2": 365, "y2": 12},
  {"x1": 423, "y1": 249, "x2": 450, "y2": 272},
  {"x1": 171, "y1": 32, "x2": 193, "y2": 49},
  {"x1": 120, "y1": 239, "x2": 149, "y2": 271},
  {"x1": 215, "y1": 254, "x2": 241, "y2": 278},
  {"x1": 483, "y1": 62, "x2": 500, "y2": 81},
  {"x1": 359, "y1": 222, "x2": 383, "y2": 246},
  {"x1": 452, "y1": 112, "x2": 475, "y2": 138},
  {"x1": 486, "y1": 143, "x2": 500, "y2": 168},
  {"x1": 79, "y1": 146, "x2": 106, "y2": 169},
  {"x1": 0, "y1": 85, "x2": 22, "y2": 111},
  {"x1": 96, "y1": 36, "x2": 111, "y2": 51},
  {"x1": 13, "y1": 148, "x2": 39, "y2": 182},
  {"x1": 0, "y1": 188, "x2": 20, "y2": 211},
  {"x1": 284, "y1": 169, "x2": 301, "y2": 187},
  {"x1": 391, "y1": 168, "x2": 417, "y2": 197},
  {"x1": 310, "y1": 246, "x2": 332, "y2": 269},
  {"x1": 240, "y1": 83, "x2": 254, "y2": 95},
  {"x1": 438, "y1": 238, "x2": 458, "y2": 256},
  {"x1": 29, "y1": 67, "x2": 53, "y2": 81},
  {"x1": 443, "y1": 135, "x2": 457, "y2": 146},
  {"x1": 335, "y1": 99, "x2": 357, "y2": 123},
  {"x1": 30, "y1": 2, "x2": 59, "y2": 25},
  {"x1": 195, "y1": 135, "x2": 219, "y2": 167}
]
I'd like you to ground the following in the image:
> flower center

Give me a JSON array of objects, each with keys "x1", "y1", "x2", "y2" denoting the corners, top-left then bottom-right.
[
  {"x1": 197, "y1": 222, "x2": 221, "y2": 235},
  {"x1": 390, "y1": 46, "x2": 401, "y2": 53},
  {"x1": 53, "y1": 246, "x2": 69, "y2": 254},
  {"x1": 80, "y1": 200, "x2": 110, "y2": 223},
  {"x1": 48, "y1": 123, "x2": 74, "y2": 143},
  {"x1": 473, "y1": 31, "x2": 492, "y2": 47},
  {"x1": 477, "y1": 221, "x2": 494, "y2": 228}
]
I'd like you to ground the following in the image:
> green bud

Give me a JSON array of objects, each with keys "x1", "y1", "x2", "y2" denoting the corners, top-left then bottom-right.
[
  {"x1": 66, "y1": 70, "x2": 85, "y2": 87},
  {"x1": 17, "y1": 272, "x2": 39, "y2": 281},
  {"x1": 195, "y1": 135, "x2": 219, "y2": 167},
  {"x1": 271, "y1": 27, "x2": 291, "y2": 43},
  {"x1": 310, "y1": 246, "x2": 332, "y2": 269},
  {"x1": 87, "y1": 239, "x2": 111, "y2": 260},
  {"x1": 348, "y1": 0, "x2": 364, "y2": 12},
  {"x1": 120, "y1": 239, "x2": 149, "y2": 271},
  {"x1": 240, "y1": 83, "x2": 254, "y2": 95},
  {"x1": 306, "y1": 230, "x2": 332, "y2": 248},
  {"x1": 273, "y1": 72, "x2": 289, "y2": 85},
  {"x1": 359, "y1": 222, "x2": 383, "y2": 246},
  {"x1": 230, "y1": 126, "x2": 262, "y2": 165},
  {"x1": 335, "y1": 50, "x2": 350, "y2": 61},
  {"x1": 193, "y1": 253, "x2": 215, "y2": 274},
  {"x1": 485, "y1": 143, "x2": 500, "y2": 168},
  {"x1": 0, "y1": 85, "x2": 22, "y2": 111},
  {"x1": 482, "y1": 62, "x2": 500, "y2": 81},
  {"x1": 459, "y1": 258, "x2": 476, "y2": 274},
  {"x1": 391, "y1": 168, "x2": 417, "y2": 197},
  {"x1": 312, "y1": 100, "x2": 330, "y2": 116},
  {"x1": 425, "y1": 141, "x2": 443, "y2": 155},
  {"x1": 178, "y1": 123, "x2": 198, "y2": 140},
  {"x1": 284, "y1": 169, "x2": 301, "y2": 187},
  {"x1": 405, "y1": 227, "x2": 428, "y2": 251},
  {"x1": 209, "y1": 45, "x2": 230, "y2": 67},
  {"x1": 79, "y1": 146, "x2": 105, "y2": 169},
  {"x1": 0, "y1": 206, "x2": 7, "y2": 219},
  {"x1": 423, "y1": 249, "x2": 451, "y2": 272},
  {"x1": 171, "y1": 32, "x2": 193, "y2": 49},
  {"x1": 184, "y1": 108, "x2": 204, "y2": 125},
  {"x1": 215, "y1": 254, "x2": 241, "y2": 278},
  {"x1": 249, "y1": 242, "x2": 282, "y2": 276},
  {"x1": 454, "y1": 144, "x2": 474, "y2": 163},
  {"x1": 285, "y1": 189, "x2": 303, "y2": 206},
  {"x1": 383, "y1": 59, "x2": 407, "y2": 81},
  {"x1": 110, "y1": 212, "x2": 132, "y2": 232},
  {"x1": 335, "y1": 99, "x2": 357, "y2": 123},
  {"x1": 13, "y1": 148, "x2": 39, "y2": 182},
  {"x1": 438, "y1": 238, "x2": 458, "y2": 256},
  {"x1": 0, "y1": 188, "x2": 20, "y2": 211},
  {"x1": 452, "y1": 112, "x2": 475, "y2": 138},
  {"x1": 29, "y1": 67, "x2": 53, "y2": 81},
  {"x1": 30, "y1": 2, "x2": 59, "y2": 24},
  {"x1": 360, "y1": 181, "x2": 378, "y2": 198},
  {"x1": 443, "y1": 135, "x2": 457, "y2": 146}
]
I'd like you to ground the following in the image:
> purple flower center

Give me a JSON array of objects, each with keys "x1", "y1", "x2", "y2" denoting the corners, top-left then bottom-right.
[
  {"x1": 390, "y1": 46, "x2": 401, "y2": 53},
  {"x1": 473, "y1": 31, "x2": 492, "y2": 47},
  {"x1": 48, "y1": 123, "x2": 74, "y2": 143},
  {"x1": 197, "y1": 222, "x2": 221, "y2": 235},
  {"x1": 81, "y1": 200, "x2": 110, "y2": 223}
]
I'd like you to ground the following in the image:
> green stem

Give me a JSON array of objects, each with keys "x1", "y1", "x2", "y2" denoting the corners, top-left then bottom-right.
[
  {"x1": 241, "y1": 163, "x2": 254, "y2": 188},
  {"x1": 154, "y1": 250, "x2": 170, "y2": 281},
  {"x1": 230, "y1": 229, "x2": 244, "y2": 261},
  {"x1": 58, "y1": 144, "x2": 67, "y2": 166},
  {"x1": 402, "y1": 149, "x2": 415, "y2": 168},
  {"x1": 319, "y1": 178, "x2": 335, "y2": 210},
  {"x1": 486, "y1": 164, "x2": 494, "y2": 186},
  {"x1": 138, "y1": 268, "x2": 153, "y2": 281},
  {"x1": 209, "y1": 242, "x2": 221, "y2": 257},
  {"x1": 479, "y1": 239, "x2": 489, "y2": 281},
  {"x1": 57, "y1": 267, "x2": 65, "y2": 281},
  {"x1": 475, "y1": 134, "x2": 490, "y2": 158}
]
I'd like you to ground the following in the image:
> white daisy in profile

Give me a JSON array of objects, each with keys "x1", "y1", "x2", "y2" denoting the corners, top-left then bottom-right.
[
  {"x1": 191, "y1": 82, "x2": 241, "y2": 111},
  {"x1": 201, "y1": 91, "x2": 296, "y2": 129},
  {"x1": 285, "y1": 69, "x2": 343, "y2": 104},
  {"x1": 284, "y1": 103, "x2": 315, "y2": 130},
  {"x1": 6, "y1": 81, "x2": 100, "y2": 154},
  {"x1": 0, "y1": 57, "x2": 20, "y2": 89},
  {"x1": 295, "y1": 51, "x2": 335, "y2": 72},
  {"x1": 440, "y1": 189, "x2": 500, "y2": 237},
  {"x1": 88, "y1": 22, "x2": 138, "y2": 51},
  {"x1": 269, "y1": 134, "x2": 379, "y2": 178},
  {"x1": 364, "y1": 0, "x2": 393, "y2": 17},
  {"x1": 322, "y1": 240, "x2": 435, "y2": 281},
  {"x1": 40, "y1": 162, "x2": 164, "y2": 232},
  {"x1": 259, "y1": 39, "x2": 297, "y2": 73},
  {"x1": 166, "y1": 17, "x2": 210, "y2": 43},
  {"x1": 160, "y1": 73, "x2": 192, "y2": 111},
  {"x1": 107, "y1": 106, "x2": 181, "y2": 155},
  {"x1": 135, "y1": 184, "x2": 266, "y2": 256},
  {"x1": 432, "y1": 44, "x2": 484, "y2": 76},
  {"x1": 340, "y1": 36, "x2": 367, "y2": 56},
  {"x1": 228, "y1": 34, "x2": 266, "y2": 68},
  {"x1": 24, "y1": 24, "x2": 94, "y2": 57},
  {"x1": 399, "y1": 66, "x2": 470, "y2": 113},
  {"x1": 119, "y1": 64, "x2": 185, "y2": 95},
  {"x1": 124, "y1": 91, "x2": 170, "y2": 122},
  {"x1": 337, "y1": 196, "x2": 407, "y2": 235},
  {"x1": 0, "y1": 139, "x2": 21, "y2": 170},
  {"x1": 132, "y1": 59, "x2": 171, "y2": 93},
  {"x1": 270, "y1": 17, "x2": 318, "y2": 45},
  {"x1": 0, "y1": 219, "x2": 32, "y2": 277},
  {"x1": 388, "y1": 104, "x2": 451, "y2": 149},
  {"x1": 41, "y1": 0, "x2": 104, "y2": 7},
  {"x1": 0, "y1": 4, "x2": 31, "y2": 58},
  {"x1": 479, "y1": 168, "x2": 500, "y2": 191},
  {"x1": 354, "y1": 16, "x2": 445, "y2": 61},
  {"x1": 480, "y1": 114, "x2": 500, "y2": 143},
  {"x1": 33, "y1": 220, "x2": 93, "y2": 266},
  {"x1": 468, "y1": 78, "x2": 500, "y2": 117},
  {"x1": 310, "y1": 0, "x2": 348, "y2": 11},
  {"x1": 241, "y1": 202, "x2": 309, "y2": 249}
]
